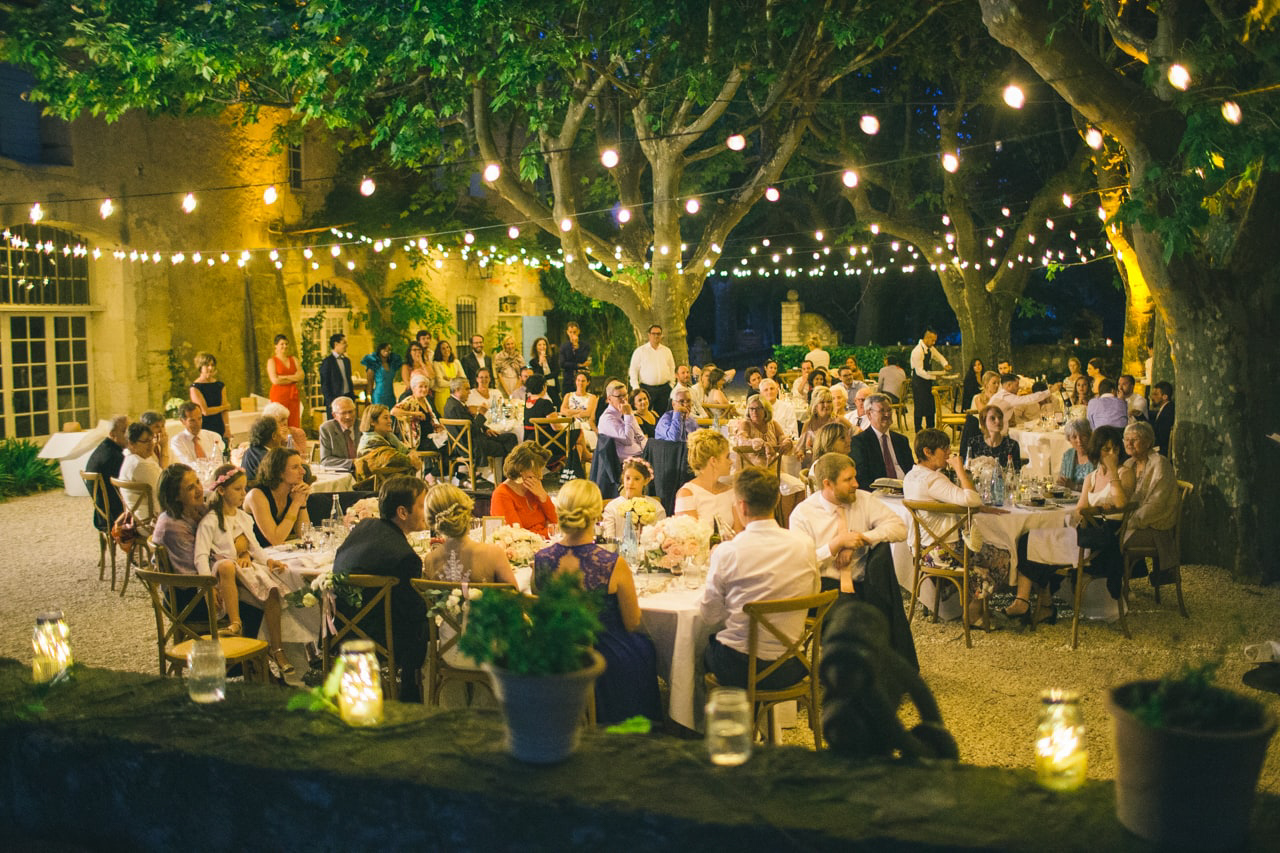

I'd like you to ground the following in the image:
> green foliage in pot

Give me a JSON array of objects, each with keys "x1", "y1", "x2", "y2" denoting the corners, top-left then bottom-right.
[
  {"x1": 1114, "y1": 662, "x2": 1267, "y2": 733},
  {"x1": 0, "y1": 438, "x2": 63, "y2": 499},
  {"x1": 458, "y1": 573, "x2": 602, "y2": 675}
]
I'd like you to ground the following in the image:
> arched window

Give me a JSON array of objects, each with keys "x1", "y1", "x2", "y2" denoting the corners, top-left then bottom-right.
[{"x1": 300, "y1": 281, "x2": 352, "y2": 413}]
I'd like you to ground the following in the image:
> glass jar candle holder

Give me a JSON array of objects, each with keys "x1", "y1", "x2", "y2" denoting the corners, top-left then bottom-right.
[
  {"x1": 705, "y1": 687, "x2": 753, "y2": 766},
  {"x1": 186, "y1": 638, "x2": 226, "y2": 703},
  {"x1": 338, "y1": 639, "x2": 384, "y2": 726},
  {"x1": 32, "y1": 610, "x2": 72, "y2": 684},
  {"x1": 1035, "y1": 688, "x2": 1087, "y2": 791}
]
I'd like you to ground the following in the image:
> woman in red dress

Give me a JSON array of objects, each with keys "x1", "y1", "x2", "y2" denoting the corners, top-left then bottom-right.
[{"x1": 267, "y1": 334, "x2": 303, "y2": 428}]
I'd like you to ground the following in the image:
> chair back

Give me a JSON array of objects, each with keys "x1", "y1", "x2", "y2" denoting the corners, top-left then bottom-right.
[
  {"x1": 589, "y1": 434, "x2": 622, "y2": 500},
  {"x1": 704, "y1": 402, "x2": 734, "y2": 429},
  {"x1": 903, "y1": 500, "x2": 970, "y2": 567},
  {"x1": 646, "y1": 438, "x2": 690, "y2": 517},
  {"x1": 110, "y1": 477, "x2": 157, "y2": 525},
  {"x1": 439, "y1": 418, "x2": 476, "y2": 489},
  {"x1": 743, "y1": 589, "x2": 839, "y2": 706},
  {"x1": 530, "y1": 415, "x2": 573, "y2": 465},
  {"x1": 932, "y1": 384, "x2": 956, "y2": 412},
  {"x1": 322, "y1": 573, "x2": 400, "y2": 697},
  {"x1": 136, "y1": 566, "x2": 220, "y2": 675},
  {"x1": 80, "y1": 470, "x2": 113, "y2": 530},
  {"x1": 410, "y1": 578, "x2": 516, "y2": 705}
]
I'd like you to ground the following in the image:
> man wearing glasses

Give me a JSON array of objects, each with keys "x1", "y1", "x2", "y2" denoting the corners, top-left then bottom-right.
[
  {"x1": 628, "y1": 324, "x2": 676, "y2": 414},
  {"x1": 598, "y1": 380, "x2": 648, "y2": 462},
  {"x1": 656, "y1": 389, "x2": 699, "y2": 442}
]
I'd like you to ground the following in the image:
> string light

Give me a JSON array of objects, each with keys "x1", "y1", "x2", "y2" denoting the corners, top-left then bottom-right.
[
  {"x1": 263, "y1": 185, "x2": 278, "y2": 205},
  {"x1": 463, "y1": 232, "x2": 475, "y2": 245},
  {"x1": 1003, "y1": 84, "x2": 1026, "y2": 109},
  {"x1": 559, "y1": 217, "x2": 573, "y2": 232},
  {"x1": 1062, "y1": 194, "x2": 1073, "y2": 207},
  {"x1": 859, "y1": 115, "x2": 880, "y2": 135},
  {"x1": 483, "y1": 163, "x2": 501, "y2": 182},
  {"x1": 842, "y1": 170, "x2": 858, "y2": 188},
  {"x1": 1221, "y1": 101, "x2": 1242, "y2": 124},
  {"x1": 764, "y1": 187, "x2": 780, "y2": 202},
  {"x1": 1167, "y1": 64, "x2": 1191, "y2": 91},
  {"x1": 508, "y1": 225, "x2": 520, "y2": 239},
  {"x1": 600, "y1": 149, "x2": 619, "y2": 168},
  {"x1": 29, "y1": 203, "x2": 44, "y2": 223},
  {"x1": 685, "y1": 198, "x2": 701, "y2": 214},
  {"x1": 360, "y1": 176, "x2": 376, "y2": 196},
  {"x1": 942, "y1": 153, "x2": 959, "y2": 173},
  {"x1": 182, "y1": 193, "x2": 197, "y2": 213},
  {"x1": 1085, "y1": 128, "x2": 1104, "y2": 149},
  {"x1": 99, "y1": 199, "x2": 114, "y2": 219},
  {"x1": 616, "y1": 207, "x2": 631, "y2": 224},
  {"x1": 726, "y1": 134, "x2": 746, "y2": 151}
]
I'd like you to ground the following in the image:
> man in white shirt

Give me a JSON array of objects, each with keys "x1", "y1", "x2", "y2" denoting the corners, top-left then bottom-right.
[
  {"x1": 791, "y1": 452, "x2": 917, "y2": 669},
  {"x1": 673, "y1": 363, "x2": 694, "y2": 398},
  {"x1": 169, "y1": 402, "x2": 225, "y2": 464},
  {"x1": 1117, "y1": 374, "x2": 1149, "y2": 420},
  {"x1": 700, "y1": 467, "x2": 819, "y2": 689},
  {"x1": 989, "y1": 373, "x2": 1059, "y2": 431},
  {"x1": 629, "y1": 324, "x2": 676, "y2": 414},
  {"x1": 846, "y1": 386, "x2": 873, "y2": 433},
  {"x1": 834, "y1": 365, "x2": 868, "y2": 410},
  {"x1": 597, "y1": 380, "x2": 647, "y2": 462},
  {"x1": 909, "y1": 328, "x2": 951, "y2": 430}
]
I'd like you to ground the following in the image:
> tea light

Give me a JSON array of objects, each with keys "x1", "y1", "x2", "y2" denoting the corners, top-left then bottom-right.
[
  {"x1": 32, "y1": 610, "x2": 72, "y2": 684},
  {"x1": 338, "y1": 640, "x2": 383, "y2": 726},
  {"x1": 1035, "y1": 689, "x2": 1087, "y2": 791}
]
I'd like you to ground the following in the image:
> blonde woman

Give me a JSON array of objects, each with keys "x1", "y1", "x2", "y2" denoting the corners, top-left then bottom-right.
[
  {"x1": 797, "y1": 387, "x2": 837, "y2": 468},
  {"x1": 423, "y1": 483, "x2": 518, "y2": 585},
  {"x1": 674, "y1": 428, "x2": 741, "y2": 534},
  {"x1": 533, "y1": 479, "x2": 660, "y2": 724}
]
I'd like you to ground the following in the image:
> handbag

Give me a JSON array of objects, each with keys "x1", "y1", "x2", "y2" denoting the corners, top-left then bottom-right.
[{"x1": 110, "y1": 510, "x2": 139, "y2": 554}]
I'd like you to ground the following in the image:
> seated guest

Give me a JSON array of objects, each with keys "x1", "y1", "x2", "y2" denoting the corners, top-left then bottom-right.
[
  {"x1": 443, "y1": 377, "x2": 518, "y2": 483},
  {"x1": 391, "y1": 374, "x2": 441, "y2": 454},
  {"x1": 759, "y1": 378, "x2": 799, "y2": 439},
  {"x1": 849, "y1": 393, "x2": 914, "y2": 488},
  {"x1": 847, "y1": 386, "x2": 873, "y2": 433},
  {"x1": 423, "y1": 484, "x2": 518, "y2": 585},
  {"x1": 1122, "y1": 421, "x2": 1181, "y2": 583},
  {"x1": 961, "y1": 359, "x2": 986, "y2": 414},
  {"x1": 877, "y1": 355, "x2": 907, "y2": 403},
  {"x1": 791, "y1": 359, "x2": 814, "y2": 399},
  {"x1": 970, "y1": 370, "x2": 1002, "y2": 412},
  {"x1": 597, "y1": 380, "x2": 647, "y2": 463},
  {"x1": 169, "y1": 402, "x2": 225, "y2": 465},
  {"x1": 240, "y1": 416, "x2": 281, "y2": 483},
  {"x1": 703, "y1": 367, "x2": 736, "y2": 419},
  {"x1": 356, "y1": 404, "x2": 418, "y2": 477},
  {"x1": 834, "y1": 364, "x2": 868, "y2": 406},
  {"x1": 1088, "y1": 378, "x2": 1129, "y2": 429},
  {"x1": 1057, "y1": 419, "x2": 1095, "y2": 490},
  {"x1": 318, "y1": 396, "x2": 359, "y2": 471},
  {"x1": 963, "y1": 405, "x2": 1024, "y2": 471},
  {"x1": 700, "y1": 467, "x2": 820, "y2": 689},
  {"x1": 744, "y1": 366, "x2": 763, "y2": 396},
  {"x1": 631, "y1": 388, "x2": 658, "y2": 438},
  {"x1": 534, "y1": 479, "x2": 662, "y2": 724},
  {"x1": 808, "y1": 367, "x2": 831, "y2": 401},
  {"x1": 655, "y1": 386, "x2": 699, "y2": 441},
  {"x1": 490, "y1": 440, "x2": 557, "y2": 536},
  {"x1": 467, "y1": 367, "x2": 504, "y2": 413},
  {"x1": 601, "y1": 458, "x2": 666, "y2": 539},
  {"x1": 1117, "y1": 374, "x2": 1148, "y2": 421},
  {"x1": 1087, "y1": 356, "x2": 1109, "y2": 394},
  {"x1": 1067, "y1": 375, "x2": 1093, "y2": 422},
  {"x1": 990, "y1": 373, "x2": 1059, "y2": 430},
  {"x1": 522, "y1": 373, "x2": 576, "y2": 475},
  {"x1": 806, "y1": 421, "x2": 852, "y2": 487},
  {"x1": 262, "y1": 401, "x2": 308, "y2": 459},
  {"x1": 1063, "y1": 356, "x2": 1085, "y2": 389},
  {"x1": 332, "y1": 476, "x2": 430, "y2": 701},
  {"x1": 245, "y1": 448, "x2": 312, "y2": 546},
  {"x1": 731, "y1": 395, "x2": 794, "y2": 470},
  {"x1": 197, "y1": 463, "x2": 296, "y2": 673},
  {"x1": 829, "y1": 385, "x2": 850, "y2": 424},
  {"x1": 86, "y1": 415, "x2": 128, "y2": 530},
  {"x1": 797, "y1": 388, "x2": 838, "y2": 468},
  {"x1": 139, "y1": 410, "x2": 171, "y2": 469},
  {"x1": 118, "y1": 421, "x2": 162, "y2": 522},
  {"x1": 509, "y1": 366, "x2": 535, "y2": 403},
  {"x1": 675, "y1": 429, "x2": 740, "y2": 534}
]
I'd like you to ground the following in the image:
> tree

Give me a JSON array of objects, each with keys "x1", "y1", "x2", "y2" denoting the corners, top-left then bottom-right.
[
  {"x1": 0, "y1": 0, "x2": 949, "y2": 364},
  {"x1": 979, "y1": 0, "x2": 1280, "y2": 579}
]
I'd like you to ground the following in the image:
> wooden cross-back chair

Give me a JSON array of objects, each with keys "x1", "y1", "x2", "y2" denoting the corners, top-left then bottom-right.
[
  {"x1": 904, "y1": 500, "x2": 987, "y2": 648},
  {"x1": 1034, "y1": 504, "x2": 1137, "y2": 649},
  {"x1": 703, "y1": 402, "x2": 735, "y2": 430},
  {"x1": 109, "y1": 477, "x2": 156, "y2": 597},
  {"x1": 321, "y1": 573, "x2": 400, "y2": 700},
  {"x1": 1123, "y1": 479, "x2": 1194, "y2": 618},
  {"x1": 439, "y1": 418, "x2": 477, "y2": 490},
  {"x1": 530, "y1": 415, "x2": 574, "y2": 471},
  {"x1": 79, "y1": 470, "x2": 118, "y2": 588},
  {"x1": 933, "y1": 387, "x2": 968, "y2": 443},
  {"x1": 704, "y1": 589, "x2": 839, "y2": 747},
  {"x1": 410, "y1": 578, "x2": 516, "y2": 706}
]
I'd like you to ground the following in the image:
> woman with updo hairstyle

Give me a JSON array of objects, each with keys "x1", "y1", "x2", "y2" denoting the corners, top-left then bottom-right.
[
  {"x1": 533, "y1": 479, "x2": 661, "y2": 725},
  {"x1": 674, "y1": 428, "x2": 741, "y2": 534},
  {"x1": 422, "y1": 483, "x2": 518, "y2": 585},
  {"x1": 601, "y1": 457, "x2": 666, "y2": 539}
]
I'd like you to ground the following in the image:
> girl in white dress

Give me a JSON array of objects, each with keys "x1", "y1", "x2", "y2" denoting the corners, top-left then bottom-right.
[
  {"x1": 196, "y1": 464, "x2": 299, "y2": 673},
  {"x1": 602, "y1": 458, "x2": 667, "y2": 539},
  {"x1": 674, "y1": 429, "x2": 741, "y2": 535}
]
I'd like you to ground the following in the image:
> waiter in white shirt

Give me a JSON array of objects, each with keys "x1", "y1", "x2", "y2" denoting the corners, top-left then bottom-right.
[
  {"x1": 909, "y1": 328, "x2": 950, "y2": 431},
  {"x1": 628, "y1": 324, "x2": 676, "y2": 414},
  {"x1": 170, "y1": 401, "x2": 225, "y2": 464}
]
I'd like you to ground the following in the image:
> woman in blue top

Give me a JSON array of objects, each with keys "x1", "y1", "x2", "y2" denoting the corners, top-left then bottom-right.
[
  {"x1": 361, "y1": 342, "x2": 402, "y2": 407},
  {"x1": 1056, "y1": 419, "x2": 1095, "y2": 490}
]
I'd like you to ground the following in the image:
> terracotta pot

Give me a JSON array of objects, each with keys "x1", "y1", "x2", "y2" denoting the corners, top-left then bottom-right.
[
  {"x1": 485, "y1": 649, "x2": 606, "y2": 764},
  {"x1": 1107, "y1": 681, "x2": 1276, "y2": 851}
]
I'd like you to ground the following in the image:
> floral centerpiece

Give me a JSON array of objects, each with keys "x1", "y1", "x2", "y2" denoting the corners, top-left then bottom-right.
[
  {"x1": 418, "y1": 584, "x2": 482, "y2": 620},
  {"x1": 613, "y1": 496, "x2": 659, "y2": 526},
  {"x1": 343, "y1": 497, "x2": 380, "y2": 526},
  {"x1": 638, "y1": 515, "x2": 709, "y2": 572},
  {"x1": 492, "y1": 524, "x2": 546, "y2": 567}
]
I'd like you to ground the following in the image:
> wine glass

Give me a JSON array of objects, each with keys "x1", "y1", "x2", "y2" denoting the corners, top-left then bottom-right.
[{"x1": 297, "y1": 521, "x2": 313, "y2": 550}]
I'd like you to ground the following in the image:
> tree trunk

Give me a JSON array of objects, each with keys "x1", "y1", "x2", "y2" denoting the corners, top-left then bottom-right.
[{"x1": 938, "y1": 268, "x2": 1015, "y2": 372}]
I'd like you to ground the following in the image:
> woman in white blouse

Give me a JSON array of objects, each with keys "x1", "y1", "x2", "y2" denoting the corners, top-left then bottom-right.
[
  {"x1": 602, "y1": 458, "x2": 667, "y2": 539},
  {"x1": 118, "y1": 421, "x2": 163, "y2": 522},
  {"x1": 466, "y1": 367, "x2": 505, "y2": 413},
  {"x1": 196, "y1": 464, "x2": 297, "y2": 673}
]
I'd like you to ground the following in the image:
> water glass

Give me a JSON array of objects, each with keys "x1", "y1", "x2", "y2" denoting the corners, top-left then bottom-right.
[
  {"x1": 187, "y1": 638, "x2": 226, "y2": 703},
  {"x1": 298, "y1": 521, "x2": 313, "y2": 549},
  {"x1": 706, "y1": 687, "x2": 753, "y2": 766},
  {"x1": 682, "y1": 560, "x2": 703, "y2": 589}
]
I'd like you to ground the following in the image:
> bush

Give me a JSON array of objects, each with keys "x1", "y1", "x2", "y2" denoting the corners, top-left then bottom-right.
[
  {"x1": 772, "y1": 344, "x2": 892, "y2": 375},
  {"x1": 0, "y1": 438, "x2": 63, "y2": 499}
]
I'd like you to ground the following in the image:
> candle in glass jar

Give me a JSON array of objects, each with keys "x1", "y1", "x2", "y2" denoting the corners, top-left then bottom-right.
[
  {"x1": 1035, "y1": 688, "x2": 1087, "y2": 791},
  {"x1": 338, "y1": 640, "x2": 383, "y2": 726},
  {"x1": 32, "y1": 610, "x2": 72, "y2": 684}
]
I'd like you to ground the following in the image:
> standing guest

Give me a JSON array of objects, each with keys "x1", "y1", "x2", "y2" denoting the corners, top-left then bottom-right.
[
  {"x1": 849, "y1": 393, "x2": 914, "y2": 489},
  {"x1": 1150, "y1": 382, "x2": 1175, "y2": 456},
  {"x1": 791, "y1": 452, "x2": 915, "y2": 669},
  {"x1": 559, "y1": 321, "x2": 592, "y2": 390},
  {"x1": 318, "y1": 396, "x2": 359, "y2": 471},
  {"x1": 961, "y1": 359, "x2": 986, "y2": 413},
  {"x1": 245, "y1": 447, "x2": 312, "y2": 546},
  {"x1": 598, "y1": 380, "x2": 648, "y2": 463},
  {"x1": 139, "y1": 410, "x2": 171, "y2": 469},
  {"x1": 494, "y1": 335, "x2": 525, "y2": 397},
  {"x1": 1117, "y1": 374, "x2": 1148, "y2": 421},
  {"x1": 535, "y1": 479, "x2": 662, "y2": 724},
  {"x1": 630, "y1": 388, "x2": 658, "y2": 438},
  {"x1": 528, "y1": 336, "x2": 559, "y2": 405},
  {"x1": 804, "y1": 335, "x2": 830, "y2": 371},
  {"x1": 333, "y1": 476, "x2": 431, "y2": 701},
  {"x1": 792, "y1": 359, "x2": 815, "y2": 399},
  {"x1": 490, "y1": 441, "x2": 557, "y2": 536},
  {"x1": 197, "y1": 463, "x2": 296, "y2": 673},
  {"x1": 361, "y1": 342, "x2": 402, "y2": 407},
  {"x1": 1087, "y1": 357, "x2": 1109, "y2": 395},
  {"x1": 319, "y1": 333, "x2": 354, "y2": 412},
  {"x1": 190, "y1": 352, "x2": 231, "y2": 446},
  {"x1": 1064, "y1": 356, "x2": 1085, "y2": 389},
  {"x1": 432, "y1": 340, "x2": 463, "y2": 415},
  {"x1": 1122, "y1": 421, "x2": 1182, "y2": 583},
  {"x1": 86, "y1": 414, "x2": 129, "y2": 529},
  {"x1": 990, "y1": 373, "x2": 1059, "y2": 431},
  {"x1": 675, "y1": 429, "x2": 740, "y2": 533},
  {"x1": 877, "y1": 354, "x2": 908, "y2": 404},
  {"x1": 460, "y1": 334, "x2": 491, "y2": 386},
  {"x1": 356, "y1": 404, "x2": 418, "y2": 476},
  {"x1": 1087, "y1": 378, "x2": 1129, "y2": 430},
  {"x1": 266, "y1": 334, "x2": 303, "y2": 428},
  {"x1": 119, "y1": 421, "x2": 162, "y2": 522},
  {"x1": 170, "y1": 402, "x2": 225, "y2": 465},
  {"x1": 401, "y1": 341, "x2": 432, "y2": 390},
  {"x1": 443, "y1": 377, "x2": 518, "y2": 482},
  {"x1": 240, "y1": 416, "x2": 281, "y2": 483},
  {"x1": 467, "y1": 367, "x2": 504, "y2": 414},
  {"x1": 1057, "y1": 419, "x2": 1096, "y2": 490},
  {"x1": 963, "y1": 405, "x2": 1024, "y2": 470},
  {"x1": 601, "y1": 458, "x2": 666, "y2": 539},
  {"x1": 391, "y1": 374, "x2": 440, "y2": 455},
  {"x1": 910, "y1": 327, "x2": 951, "y2": 430},
  {"x1": 423, "y1": 484, "x2": 518, "y2": 585},
  {"x1": 797, "y1": 387, "x2": 838, "y2": 468},
  {"x1": 700, "y1": 467, "x2": 820, "y2": 690},
  {"x1": 655, "y1": 386, "x2": 699, "y2": 442},
  {"x1": 628, "y1": 324, "x2": 676, "y2": 414}
]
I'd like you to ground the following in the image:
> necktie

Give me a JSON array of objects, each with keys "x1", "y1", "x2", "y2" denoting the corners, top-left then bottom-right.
[
  {"x1": 193, "y1": 434, "x2": 205, "y2": 459},
  {"x1": 345, "y1": 430, "x2": 356, "y2": 458},
  {"x1": 836, "y1": 504, "x2": 855, "y2": 594},
  {"x1": 880, "y1": 431, "x2": 897, "y2": 479}
]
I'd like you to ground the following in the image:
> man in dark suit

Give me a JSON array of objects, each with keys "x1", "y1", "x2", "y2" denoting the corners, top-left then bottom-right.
[
  {"x1": 849, "y1": 393, "x2": 913, "y2": 491},
  {"x1": 332, "y1": 476, "x2": 429, "y2": 701},
  {"x1": 85, "y1": 415, "x2": 129, "y2": 529},
  {"x1": 319, "y1": 333, "x2": 353, "y2": 412},
  {"x1": 317, "y1": 397, "x2": 359, "y2": 471},
  {"x1": 459, "y1": 334, "x2": 491, "y2": 385},
  {"x1": 442, "y1": 377, "x2": 518, "y2": 485},
  {"x1": 1150, "y1": 381, "x2": 1175, "y2": 456}
]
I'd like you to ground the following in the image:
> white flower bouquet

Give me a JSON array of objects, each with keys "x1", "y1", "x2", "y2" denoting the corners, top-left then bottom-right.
[
  {"x1": 491, "y1": 524, "x2": 546, "y2": 567},
  {"x1": 419, "y1": 585, "x2": 483, "y2": 620},
  {"x1": 614, "y1": 496, "x2": 659, "y2": 526},
  {"x1": 344, "y1": 497, "x2": 380, "y2": 526},
  {"x1": 639, "y1": 515, "x2": 709, "y2": 571},
  {"x1": 284, "y1": 571, "x2": 362, "y2": 610},
  {"x1": 967, "y1": 455, "x2": 1001, "y2": 480}
]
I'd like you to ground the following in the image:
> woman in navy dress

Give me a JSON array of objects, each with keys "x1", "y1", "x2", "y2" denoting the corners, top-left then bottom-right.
[{"x1": 533, "y1": 479, "x2": 661, "y2": 725}]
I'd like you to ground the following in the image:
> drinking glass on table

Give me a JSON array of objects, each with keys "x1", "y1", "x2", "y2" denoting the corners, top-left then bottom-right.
[{"x1": 298, "y1": 521, "x2": 313, "y2": 549}]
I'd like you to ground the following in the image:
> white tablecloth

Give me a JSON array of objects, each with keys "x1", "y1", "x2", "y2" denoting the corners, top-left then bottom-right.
[
  {"x1": 1008, "y1": 427, "x2": 1070, "y2": 480},
  {"x1": 310, "y1": 468, "x2": 354, "y2": 493},
  {"x1": 638, "y1": 582, "x2": 712, "y2": 731}
]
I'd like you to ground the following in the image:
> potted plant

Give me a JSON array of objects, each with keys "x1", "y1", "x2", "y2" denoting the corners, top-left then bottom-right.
[
  {"x1": 458, "y1": 573, "x2": 604, "y2": 763},
  {"x1": 1106, "y1": 662, "x2": 1277, "y2": 850}
]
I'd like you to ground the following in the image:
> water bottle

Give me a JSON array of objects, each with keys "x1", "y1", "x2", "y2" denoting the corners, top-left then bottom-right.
[
  {"x1": 992, "y1": 464, "x2": 1006, "y2": 507},
  {"x1": 329, "y1": 494, "x2": 343, "y2": 528},
  {"x1": 620, "y1": 510, "x2": 639, "y2": 564},
  {"x1": 1005, "y1": 460, "x2": 1018, "y2": 505}
]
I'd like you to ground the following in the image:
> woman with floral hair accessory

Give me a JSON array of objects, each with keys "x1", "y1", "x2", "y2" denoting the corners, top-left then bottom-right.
[
  {"x1": 422, "y1": 483, "x2": 518, "y2": 586},
  {"x1": 601, "y1": 457, "x2": 666, "y2": 539}
]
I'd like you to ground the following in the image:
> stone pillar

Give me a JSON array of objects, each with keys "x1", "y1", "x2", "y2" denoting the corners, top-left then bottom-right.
[{"x1": 780, "y1": 290, "x2": 803, "y2": 346}]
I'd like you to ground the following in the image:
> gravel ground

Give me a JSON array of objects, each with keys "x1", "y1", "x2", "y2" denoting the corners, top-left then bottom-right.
[{"x1": 4, "y1": 488, "x2": 1279, "y2": 794}]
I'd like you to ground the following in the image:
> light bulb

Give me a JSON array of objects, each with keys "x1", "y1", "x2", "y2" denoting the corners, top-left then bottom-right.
[
  {"x1": 29, "y1": 203, "x2": 44, "y2": 223},
  {"x1": 559, "y1": 217, "x2": 573, "y2": 232},
  {"x1": 685, "y1": 198, "x2": 700, "y2": 215},
  {"x1": 1062, "y1": 193, "x2": 1073, "y2": 207},
  {"x1": 859, "y1": 115, "x2": 880, "y2": 135},
  {"x1": 764, "y1": 186, "x2": 780, "y2": 202},
  {"x1": 1003, "y1": 84, "x2": 1025, "y2": 109},
  {"x1": 1085, "y1": 127, "x2": 1103, "y2": 149},
  {"x1": 463, "y1": 232, "x2": 475, "y2": 244},
  {"x1": 617, "y1": 207, "x2": 631, "y2": 224},
  {"x1": 99, "y1": 199, "x2": 114, "y2": 219},
  {"x1": 942, "y1": 153, "x2": 959, "y2": 173},
  {"x1": 360, "y1": 177, "x2": 376, "y2": 196},
  {"x1": 1221, "y1": 101, "x2": 1242, "y2": 125},
  {"x1": 483, "y1": 163, "x2": 501, "y2": 182},
  {"x1": 600, "y1": 149, "x2": 619, "y2": 168},
  {"x1": 842, "y1": 170, "x2": 858, "y2": 188},
  {"x1": 814, "y1": 230, "x2": 825, "y2": 242},
  {"x1": 182, "y1": 193, "x2": 197, "y2": 213},
  {"x1": 1167, "y1": 64, "x2": 1190, "y2": 91},
  {"x1": 726, "y1": 134, "x2": 746, "y2": 151},
  {"x1": 508, "y1": 226, "x2": 520, "y2": 239},
  {"x1": 263, "y1": 185, "x2": 278, "y2": 205}
]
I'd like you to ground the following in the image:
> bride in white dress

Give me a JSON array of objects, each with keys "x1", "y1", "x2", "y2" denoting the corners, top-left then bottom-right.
[{"x1": 673, "y1": 429, "x2": 741, "y2": 536}]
